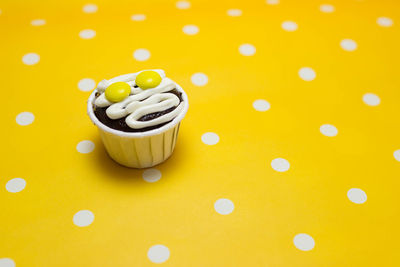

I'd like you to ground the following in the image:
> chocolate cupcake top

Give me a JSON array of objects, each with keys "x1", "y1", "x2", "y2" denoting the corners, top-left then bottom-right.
[{"x1": 93, "y1": 70, "x2": 185, "y2": 131}]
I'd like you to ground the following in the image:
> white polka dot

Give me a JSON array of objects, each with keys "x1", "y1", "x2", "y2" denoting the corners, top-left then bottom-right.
[
  {"x1": 201, "y1": 132, "x2": 219, "y2": 145},
  {"x1": 214, "y1": 198, "x2": 234, "y2": 215},
  {"x1": 78, "y1": 78, "x2": 96, "y2": 92},
  {"x1": 79, "y1": 29, "x2": 96, "y2": 39},
  {"x1": 393, "y1": 150, "x2": 400, "y2": 162},
  {"x1": 293, "y1": 234, "x2": 315, "y2": 251},
  {"x1": 133, "y1": 49, "x2": 151, "y2": 61},
  {"x1": 347, "y1": 188, "x2": 367, "y2": 204},
  {"x1": 239, "y1": 43, "x2": 256, "y2": 56},
  {"x1": 5, "y1": 178, "x2": 26, "y2": 193},
  {"x1": 131, "y1": 14, "x2": 146, "y2": 21},
  {"x1": 320, "y1": 4, "x2": 335, "y2": 13},
  {"x1": 142, "y1": 168, "x2": 162, "y2": 183},
  {"x1": 183, "y1": 25, "x2": 199, "y2": 35},
  {"x1": 227, "y1": 9, "x2": 242, "y2": 17},
  {"x1": 271, "y1": 158, "x2": 290, "y2": 172},
  {"x1": 340, "y1": 39, "x2": 357, "y2": 51},
  {"x1": 0, "y1": 258, "x2": 15, "y2": 267},
  {"x1": 16, "y1": 112, "x2": 34, "y2": 125},
  {"x1": 83, "y1": 4, "x2": 98, "y2": 13},
  {"x1": 253, "y1": 99, "x2": 270, "y2": 111},
  {"x1": 176, "y1": 1, "x2": 190, "y2": 9},
  {"x1": 73, "y1": 210, "x2": 95, "y2": 227},
  {"x1": 377, "y1": 17, "x2": 393, "y2": 27},
  {"x1": 148, "y1": 245, "x2": 170, "y2": 263},
  {"x1": 191, "y1": 72, "x2": 208, "y2": 86},
  {"x1": 320, "y1": 124, "x2": 338, "y2": 137},
  {"x1": 266, "y1": 0, "x2": 279, "y2": 5},
  {"x1": 22, "y1": 53, "x2": 40, "y2": 65},
  {"x1": 362, "y1": 93, "x2": 380, "y2": 106},
  {"x1": 31, "y1": 19, "x2": 46, "y2": 26},
  {"x1": 76, "y1": 140, "x2": 95, "y2": 154},
  {"x1": 282, "y1": 21, "x2": 298, "y2": 32},
  {"x1": 298, "y1": 67, "x2": 316, "y2": 81}
]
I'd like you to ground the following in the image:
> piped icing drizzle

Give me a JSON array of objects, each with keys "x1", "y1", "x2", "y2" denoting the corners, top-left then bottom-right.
[{"x1": 94, "y1": 70, "x2": 184, "y2": 129}]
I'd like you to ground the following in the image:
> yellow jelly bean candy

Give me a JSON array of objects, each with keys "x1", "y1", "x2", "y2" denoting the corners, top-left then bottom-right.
[
  {"x1": 135, "y1": 71, "x2": 162, "y2": 89},
  {"x1": 105, "y1": 82, "x2": 131, "y2": 102}
]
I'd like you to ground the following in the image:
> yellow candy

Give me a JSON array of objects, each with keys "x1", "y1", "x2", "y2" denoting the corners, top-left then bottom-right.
[
  {"x1": 135, "y1": 71, "x2": 162, "y2": 89},
  {"x1": 105, "y1": 82, "x2": 131, "y2": 102}
]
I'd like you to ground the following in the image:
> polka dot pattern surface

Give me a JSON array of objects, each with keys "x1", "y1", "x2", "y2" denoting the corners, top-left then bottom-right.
[
  {"x1": 201, "y1": 132, "x2": 220, "y2": 145},
  {"x1": 0, "y1": 258, "x2": 15, "y2": 267},
  {"x1": 320, "y1": 124, "x2": 338, "y2": 137},
  {"x1": 214, "y1": 198, "x2": 234, "y2": 215},
  {"x1": 73, "y1": 210, "x2": 95, "y2": 227},
  {"x1": 239, "y1": 43, "x2": 256, "y2": 56},
  {"x1": 320, "y1": 4, "x2": 335, "y2": 13},
  {"x1": 182, "y1": 24, "x2": 199, "y2": 35},
  {"x1": 16, "y1": 112, "x2": 35, "y2": 126},
  {"x1": 142, "y1": 168, "x2": 162, "y2": 183},
  {"x1": 227, "y1": 9, "x2": 242, "y2": 17},
  {"x1": 298, "y1": 67, "x2": 316, "y2": 81},
  {"x1": 340, "y1": 39, "x2": 358, "y2": 51},
  {"x1": 76, "y1": 140, "x2": 95, "y2": 153},
  {"x1": 1, "y1": 0, "x2": 400, "y2": 266},
  {"x1": 191, "y1": 72, "x2": 208, "y2": 86},
  {"x1": 131, "y1": 14, "x2": 146, "y2": 21},
  {"x1": 147, "y1": 245, "x2": 170, "y2": 263},
  {"x1": 176, "y1": 1, "x2": 190, "y2": 9},
  {"x1": 79, "y1": 29, "x2": 96, "y2": 39},
  {"x1": 83, "y1": 4, "x2": 98, "y2": 13},
  {"x1": 5, "y1": 178, "x2": 26, "y2": 193},
  {"x1": 31, "y1": 19, "x2": 46, "y2": 26},
  {"x1": 347, "y1": 188, "x2": 367, "y2": 204},
  {"x1": 22, "y1": 53, "x2": 40, "y2": 65},
  {"x1": 293, "y1": 233, "x2": 315, "y2": 251},
  {"x1": 133, "y1": 48, "x2": 150, "y2": 61},
  {"x1": 281, "y1": 21, "x2": 298, "y2": 32},
  {"x1": 362, "y1": 93, "x2": 380, "y2": 106},
  {"x1": 78, "y1": 78, "x2": 96, "y2": 92},
  {"x1": 377, "y1": 17, "x2": 393, "y2": 27},
  {"x1": 271, "y1": 158, "x2": 290, "y2": 172},
  {"x1": 253, "y1": 99, "x2": 270, "y2": 111}
]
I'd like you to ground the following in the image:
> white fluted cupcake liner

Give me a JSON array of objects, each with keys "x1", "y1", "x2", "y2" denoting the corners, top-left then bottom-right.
[
  {"x1": 87, "y1": 83, "x2": 188, "y2": 168},
  {"x1": 97, "y1": 123, "x2": 180, "y2": 168}
]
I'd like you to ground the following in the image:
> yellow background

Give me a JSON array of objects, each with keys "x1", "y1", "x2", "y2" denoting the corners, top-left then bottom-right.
[{"x1": 1, "y1": 0, "x2": 400, "y2": 266}]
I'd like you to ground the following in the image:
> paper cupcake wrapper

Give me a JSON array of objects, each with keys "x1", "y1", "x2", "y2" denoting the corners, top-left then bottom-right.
[
  {"x1": 87, "y1": 78, "x2": 188, "y2": 169},
  {"x1": 97, "y1": 123, "x2": 180, "y2": 168}
]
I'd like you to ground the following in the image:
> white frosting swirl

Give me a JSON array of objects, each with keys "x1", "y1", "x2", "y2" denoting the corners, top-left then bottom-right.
[{"x1": 94, "y1": 70, "x2": 184, "y2": 129}]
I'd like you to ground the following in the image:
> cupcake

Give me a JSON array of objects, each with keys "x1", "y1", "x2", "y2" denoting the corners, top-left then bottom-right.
[{"x1": 87, "y1": 70, "x2": 189, "y2": 168}]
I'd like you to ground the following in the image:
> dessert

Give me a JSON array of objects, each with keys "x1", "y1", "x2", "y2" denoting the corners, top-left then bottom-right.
[{"x1": 87, "y1": 70, "x2": 189, "y2": 168}]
